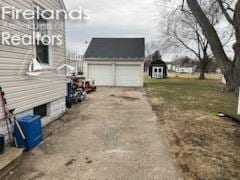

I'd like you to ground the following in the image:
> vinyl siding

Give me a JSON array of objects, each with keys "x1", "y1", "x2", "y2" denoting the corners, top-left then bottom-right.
[{"x1": 0, "y1": 0, "x2": 66, "y2": 119}]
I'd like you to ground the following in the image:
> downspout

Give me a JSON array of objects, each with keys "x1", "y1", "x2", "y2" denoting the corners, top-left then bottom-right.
[{"x1": 64, "y1": 17, "x2": 67, "y2": 76}]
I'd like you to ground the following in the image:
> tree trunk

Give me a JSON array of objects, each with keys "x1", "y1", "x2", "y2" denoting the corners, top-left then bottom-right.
[
  {"x1": 186, "y1": 0, "x2": 240, "y2": 92},
  {"x1": 199, "y1": 62, "x2": 206, "y2": 79},
  {"x1": 198, "y1": 57, "x2": 209, "y2": 80},
  {"x1": 224, "y1": 65, "x2": 240, "y2": 93},
  {"x1": 199, "y1": 68, "x2": 205, "y2": 79}
]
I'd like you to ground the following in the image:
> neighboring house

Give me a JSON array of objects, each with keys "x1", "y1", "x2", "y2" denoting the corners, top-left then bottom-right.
[
  {"x1": 167, "y1": 64, "x2": 172, "y2": 71},
  {"x1": 149, "y1": 60, "x2": 167, "y2": 79},
  {"x1": 0, "y1": 0, "x2": 67, "y2": 141},
  {"x1": 167, "y1": 64, "x2": 176, "y2": 72},
  {"x1": 216, "y1": 68, "x2": 222, "y2": 74},
  {"x1": 83, "y1": 38, "x2": 145, "y2": 87},
  {"x1": 176, "y1": 66, "x2": 196, "y2": 74}
]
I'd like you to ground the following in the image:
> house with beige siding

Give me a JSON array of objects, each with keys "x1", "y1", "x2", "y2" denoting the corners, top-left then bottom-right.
[{"x1": 0, "y1": 0, "x2": 67, "y2": 142}]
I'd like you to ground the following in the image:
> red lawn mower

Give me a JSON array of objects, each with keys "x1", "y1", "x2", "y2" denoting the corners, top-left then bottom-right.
[{"x1": 80, "y1": 79, "x2": 97, "y2": 93}]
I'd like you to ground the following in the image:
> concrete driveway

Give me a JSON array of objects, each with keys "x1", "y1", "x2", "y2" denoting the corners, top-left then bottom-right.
[{"x1": 6, "y1": 87, "x2": 180, "y2": 180}]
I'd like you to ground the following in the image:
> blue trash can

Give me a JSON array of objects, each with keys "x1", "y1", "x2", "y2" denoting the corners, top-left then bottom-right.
[
  {"x1": 66, "y1": 82, "x2": 72, "y2": 109},
  {"x1": 14, "y1": 115, "x2": 43, "y2": 150}
]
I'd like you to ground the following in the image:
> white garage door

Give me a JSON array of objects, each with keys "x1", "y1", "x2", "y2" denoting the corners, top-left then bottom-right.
[
  {"x1": 88, "y1": 64, "x2": 113, "y2": 86},
  {"x1": 116, "y1": 65, "x2": 142, "y2": 87}
]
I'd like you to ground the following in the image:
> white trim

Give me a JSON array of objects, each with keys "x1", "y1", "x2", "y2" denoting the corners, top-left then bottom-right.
[
  {"x1": 33, "y1": 4, "x2": 53, "y2": 68},
  {"x1": 47, "y1": 20, "x2": 53, "y2": 67},
  {"x1": 87, "y1": 60, "x2": 144, "y2": 65},
  {"x1": 85, "y1": 58, "x2": 144, "y2": 61}
]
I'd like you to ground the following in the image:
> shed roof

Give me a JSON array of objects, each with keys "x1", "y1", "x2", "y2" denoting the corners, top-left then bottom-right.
[
  {"x1": 84, "y1": 38, "x2": 145, "y2": 59},
  {"x1": 150, "y1": 60, "x2": 167, "y2": 66}
]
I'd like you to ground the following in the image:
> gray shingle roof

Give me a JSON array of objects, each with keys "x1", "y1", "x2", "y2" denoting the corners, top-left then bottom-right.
[{"x1": 84, "y1": 38, "x2": 145, "y2": 59}]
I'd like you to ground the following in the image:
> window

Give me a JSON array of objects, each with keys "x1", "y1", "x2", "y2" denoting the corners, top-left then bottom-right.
[
  {"x1": 34, "y1": 104, "x2": 48, "y2": 118},
  {"x1": 36, "y1": 40, "x2": 49, "y2": 64},
  {"x1": 34, "y1": 12, "x2": 50, "y2": 64},
  {"x1": 154, "y1": 68, "x2": 158, "y2": 73},
  {"x1": 159, "y1": 68, "x2": 162, "y2": 73}
]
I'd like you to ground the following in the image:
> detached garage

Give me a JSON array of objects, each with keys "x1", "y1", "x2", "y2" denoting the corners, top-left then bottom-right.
[{"x1": 84, "y1": 38, "x2": 145, "y2": 87}]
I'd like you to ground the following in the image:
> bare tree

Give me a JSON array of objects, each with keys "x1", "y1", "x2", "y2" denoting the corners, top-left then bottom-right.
[
  {"x1": 186, "y1": 0, "x2": 240, "y2": 92},
  {"x1": 161, "y1": 2, "x2": 222, "y2": 79}
]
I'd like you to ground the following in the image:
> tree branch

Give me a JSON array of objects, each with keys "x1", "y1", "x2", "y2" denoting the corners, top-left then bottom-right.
[
  {"x1": 216, "y1": 0, "x2": 234, "y2": 25},
  {"x1": 173, "y1": 31, "x2": 201, "y2": 58},
  {"x1": 186, "y1": 0, "x2": 231, "y2": 71}
]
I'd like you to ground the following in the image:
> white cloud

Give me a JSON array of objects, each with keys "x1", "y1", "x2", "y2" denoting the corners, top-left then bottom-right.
[{"x1": 64, "y1": 0, "x2": 171, "y2": 55}]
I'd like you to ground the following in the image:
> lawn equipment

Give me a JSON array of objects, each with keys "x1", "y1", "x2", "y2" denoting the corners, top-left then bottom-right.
[
  {"x1": 70, "y1": 74, "x2": 86, "y2": 103},
  {"x1": 80, "y1": 79, "x2": 97, "y2": 93},
  {"x1": 71, "y1": 88, "x2": 86, "y2": 103}
]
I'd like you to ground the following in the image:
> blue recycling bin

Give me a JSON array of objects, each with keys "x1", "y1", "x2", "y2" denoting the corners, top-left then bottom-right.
[
  {"x1": 66, "y1": 82, "x2": 72, "y2": 109},
  {"x1": 0, "y1": 134, "x2": 4, "y2": 154},
  {"x1": 14, "y1": 115, "x2": 43, "y2": 150}
]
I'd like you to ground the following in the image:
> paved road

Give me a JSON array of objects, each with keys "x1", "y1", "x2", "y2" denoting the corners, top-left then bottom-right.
[{"x1": 7, "y1": 87, "x2": 180, "y2": 180}]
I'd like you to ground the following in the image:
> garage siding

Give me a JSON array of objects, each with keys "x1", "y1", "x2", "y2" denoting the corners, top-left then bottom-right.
[{"x1": 0, "y1": 0, "x2": 66, "y2": 120}]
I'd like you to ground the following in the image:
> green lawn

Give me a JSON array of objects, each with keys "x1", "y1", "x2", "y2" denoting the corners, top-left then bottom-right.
[
  {"x1": 145, "y1": 77, "x2": 238, "y2": 114},
  {"x1": 145, "y1": 76, "x2": 240, "y2": 179}
]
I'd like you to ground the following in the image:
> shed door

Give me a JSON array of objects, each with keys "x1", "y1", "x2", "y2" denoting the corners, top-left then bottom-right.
[
  {"x1": 115, "y1": 65, "x2": 142, "y2": 87},
  {"x1": 88, "y1": 64, "x2": 113, "y2": 86},
  {"x1": 152, "y1": 67, "x2": 164, "y2": 79}
]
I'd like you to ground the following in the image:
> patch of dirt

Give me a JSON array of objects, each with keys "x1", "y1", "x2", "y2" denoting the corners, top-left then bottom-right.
[
  {"x1": 146, "y1": 92, "x2": 240, "y2": 179},
  {"x1": 65, "y1": 159, "x2": 77, "y2": 166},
  {"x1": 234, "y1": 129, "x2": 240, "y2": 138},
  {"x1": 79, "y1": 114, "x2": 92, "y2": 121},
  {"x1": 112, "y1": 102, "x2": 123, "y2": 106},
  {"x1": 179, "y1": 164, "x2": 190, "y2": 173},
  {"x1": 110, "y1": 95, "x2": 140, "y2": 101},
  {"x1": 85, "y1": 157, "x2": 93, "y2": 164},
  {"x1": 86, "y1": 160, "x2": 93, "y2": 164},
  {"x1": 28, "y1": 172, "x2": 45, "y2": 180}
]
